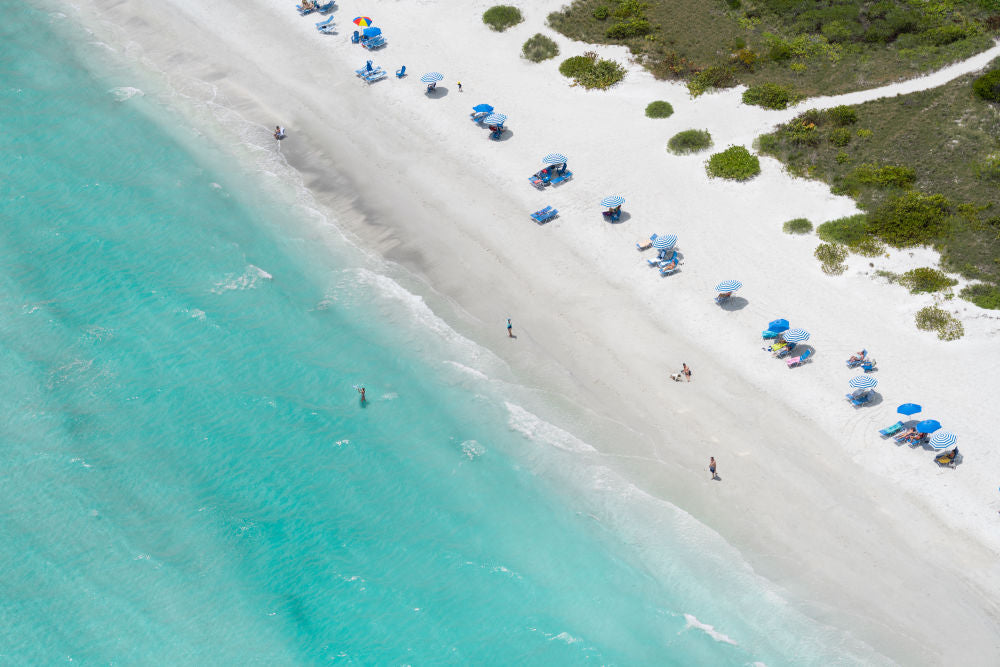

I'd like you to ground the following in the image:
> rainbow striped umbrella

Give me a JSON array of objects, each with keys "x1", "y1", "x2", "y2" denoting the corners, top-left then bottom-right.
[{"x1": 353, "y1": 16, "x2": 373, "y2": 26}]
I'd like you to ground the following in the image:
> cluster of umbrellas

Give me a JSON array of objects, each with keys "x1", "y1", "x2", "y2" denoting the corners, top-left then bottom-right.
[
  {"x1": 768, "y1": 319, "x2": 811, "y2": 344},
  {"x1": 895, "y1": 403, "x2": 957, "y2": 449}
]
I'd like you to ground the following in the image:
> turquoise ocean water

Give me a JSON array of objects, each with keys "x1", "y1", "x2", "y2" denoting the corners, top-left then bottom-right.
[{"x1": 0, "y1": 4, "x2": 884, "y2": 664}]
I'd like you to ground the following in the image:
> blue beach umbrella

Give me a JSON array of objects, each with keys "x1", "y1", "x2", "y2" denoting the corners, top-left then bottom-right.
[
  {"x1": 929, "y1": 431, "x2": 956, "y2": 449},
  {"x1": 897, "y1": 403, "x2": 922, "y2": 416},
  {"x1": 916, "y1": 419, "x2": 942, "y2": 434},
  {"x1": 542, "y1": 153, "x2": 568, "y2": 165},
  {"x1": 715, "y1": 280, "x2": 742, "y2": 293},
  {"x1": 782, "y1": 328, "x2": 810, "y2": 343},
  {"x1": 849, "y1": 375, "x2": 877, "y2": 389},
  {"x1": 472, "y1": 103, "x2": 494, "y2": 113},
  {"x1": 362, "y1": 26, "x2": 382, "y2": 38},
  {"x1": 653, "y1": 234, "x2": 678, "y2": 250},
  {"x1": 420, "y1": 72, "x2": 444, "y2": 83},
  {"x1": 768, "y1": 318, "x2": 789, "y2": 333},
  {"x1": 484, "y1": 113, "x2": 507, "y2": 125},
  {"x1": 601, "y1": 195, "x2": 625, "y2": 208}
]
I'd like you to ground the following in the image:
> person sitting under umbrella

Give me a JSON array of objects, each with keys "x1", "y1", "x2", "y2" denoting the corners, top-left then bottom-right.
[
  {"x1": 899, "y1": 429, "x2": 927, "y2": 443},
  {"x1": 935, "y1": 447, "x2": 959, "y2": 465},
  {"x1": 602, "y1": 205, "x2": 621, "y2": 218}
]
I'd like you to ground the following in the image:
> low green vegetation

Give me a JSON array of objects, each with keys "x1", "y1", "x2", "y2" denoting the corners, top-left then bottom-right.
[
  {"x1": 758, "y1": 62, "x2": 1000, "y2": 300},
  {"x1": 522, "y1": 34, "x2": 559, "y2": 62},
  {"x1": 742, "y1": 82, "x2": 795, "y2": 109},
  {"x1": 645, "y1": 100, "x2": 674, "y2": 118},
  {"x1": 547, "y1": 0, "x2": 999, "y2": 97},
  {"x1": 783, "y1": 217, "x2": 813, "y2": 234},
  {"x1": 705, "y1": 145, "x2": 760, "y2": 180},
  {"x1": 961, "y1": 283, "x2": 1000, "y2": 309},
  {"x1": 915, "y1": 305, "x2": 964, "y2": 341},
  {"x1": 667, "y1": 129, "x2": 713, "y2": 154},
  {"x1": 483, "y1": 5, "x2": 523, "y2": 32},
  {"x1": 973, "y1": 67, "x2": 1000, "y2": 102},
  {"x1": 815, "y1": 242, "x2": 848, "y2": 274},
  {"x1": 898, "y1": 267, "x2": 958, "y2": 294},
  {"x1": 558, "y1": 51, "x2": 627, "y2": 89}
]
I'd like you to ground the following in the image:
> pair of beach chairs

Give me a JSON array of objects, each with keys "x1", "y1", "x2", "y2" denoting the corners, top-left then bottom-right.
[
  {"x1": 785, "y1": 348, "x2": 812, "y2": 367},
  {"x1": 846, "y1": 350, "x2": 877, "y2": 372},
  {"x1": 355, "y1": 62, "x2": 386, "y2": 83},
  {"x1": 845, "y1": 390, "x2": 872, "y2": 407},
  {"x1": 645, "y1": 250, "x2": 679, "y2": 275},
  {"x1": 530, "y1": 206, "x2": 558, "y2": 224},
  {"x1": 603, "y1": 208, "x2": 622, "y2": 222},
  {"x1": 363, "y1": 34, "x2": 386, "y2": 50},
  {"x1": 528, "y1": 168, "x2": 573, "y2": 189},
  {"x1": 297, "y1": 0, "x2": 334, "y2": 15}
]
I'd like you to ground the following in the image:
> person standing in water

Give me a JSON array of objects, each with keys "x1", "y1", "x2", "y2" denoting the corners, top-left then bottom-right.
[
  {"x1": 273, "y1": 126, "x2": 285, "y2": 140},
  {"x1": 357, "y1": 386, "x2": 366, "y2": 403}
]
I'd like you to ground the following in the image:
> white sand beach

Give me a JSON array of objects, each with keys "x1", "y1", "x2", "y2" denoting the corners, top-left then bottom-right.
[{"x1": 60, "y1": 0, "x2": 1000, "y2": 662}]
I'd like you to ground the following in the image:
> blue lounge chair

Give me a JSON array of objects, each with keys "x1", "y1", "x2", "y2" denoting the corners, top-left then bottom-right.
[
  {"x1": 315, "y1": 0, "x2": 335, "y2": 12},
  {"x1": 528, "y1": 173, "x2": 548, "y2": 189},
  {"x1": 549, "y1": 167, "x2": 573, "y2": 186},
  {"x1": 935, "y1": 448, "x2": 959, "y2": 468},
  {"x1": 364, "y1": 69, "x2": 387, "y2": 83},
  {"x1": 861, "y1": 358, "x2": 877, "y2": 373},
  {"x1": 490, "y1": 125, "x2": 504, "y2": 140},
  {"x1": 879, "y1": 421, "x2": 904, "y2": 438},
  {"x1": 660, "y1": 262, "x2": 679, "y2": 276},
  {"x1": 427, "y1": 82, "x2": 437, "y2": 93},
  {"x1": 761, "y1": 330, "x2": 779, "y2": 340},
  {"x1": 774, "y1": 342, "x2": 796, "y2": 358},
  {"x1": 396, "y1": 65, "x2": 406, "y2": 78},
  {"x1": 364, "y1": 35, "x2": 386, "y2": 50},
  {"x1": 530, "y1": 206, "x2": 558, "y2": 224},
  {"x1": 846, "y1": 391, "x2": 872, "y2": 407},
  {"x1": 636, "y1": 234, "x2": 657, "y2": 251},
  {"x1": 351, "y1": 30, "x2": 360, "y2": 43},
  {"x1": 785, "y1": 348, "x2": 812, "y2": 367},
  {"x1": 315, "y1": 15, "x2": 334, "y2": 30},
  {"x1": 296, "y1": 3, "x2": 316, "y2": 15},
  {"x1": 846, "y1": 349, "x2": 867, "y2": 368}
]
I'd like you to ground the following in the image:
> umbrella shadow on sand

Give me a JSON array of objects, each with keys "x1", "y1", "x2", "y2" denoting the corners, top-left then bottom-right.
[
  {"x1": 426, "y1": 86, "x2": 450, "y2": 98},
  {"x1": 720, "y1": 296, "x2": 748, "y2": 311},
  {"x1": 605, "y1": 211, "x2": 631, "y2": 224},
  {"x1": 862, "y1": 391, "x2": 883, "y2": 407}
]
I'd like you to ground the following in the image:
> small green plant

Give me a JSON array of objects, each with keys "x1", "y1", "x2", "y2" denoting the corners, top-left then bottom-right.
[
  {"x1": 593, "y1": 6, "x2": 610, "y2": 20},
  {"x1": 705, "y1": 145, "x2": 760, "y2": 180},
  {"x1": 783, "y1": 218, "x2": 813, "y2": 234},
  {"x1": 850, "y1": 236, "x2": 886, "y2": 257},
  {"x1": 851, "y1": 163, "x2": 916, "y2": 189},
  {"x1": 815, "y1": 242, "x2": 848, "y2": 274},
  {"x1": 606, "y1": 19, "x2": 653, "y2": 39},
  {"x1": 742, "y1": 82, "x2": 794, "y2": 109},
  {"x1": 558, "y1": 53, "x2": 627, "y2": 89},
  {"x1": 818, "y1": 214, "x2": 868, "y2": 246},
  {"x1": 875, "y1": 269, "x2": 899, "y2": 283},
  {"x1": 645, "y1": 100, "x2": 674, "y2": 118},
  {"x1": 915, "y1": 306, "x2": 964, "y2": 340},
  {"x1": 482, "y1": 5, "x2": 523, "y2": 32},
  {"x1": 788, "y1": 119, "x2": 821, "y2": 146},
  {"x1": 522, "y1": 34, "x2": 559, "y2": 62},
  {"x1": 856, "y1": 128, "x2": 873, "y2": 140},
  {"x1": 867, "y1": 191, "x2": 950, "y2": 247},
  {"x1": 898, "y1": 267, "x2": 959, "y2": 293},
  {"x1": 687, "y1": 64, "x2": 736, "y2": 96},
  {"x1": 972, "y1": 68, "x2": 1000, "y2": 102},
  {"x1": 829, "y1": 127, "x2": 851, "y2": 146},
  {"x1": 668, "y1": 129, "x2": 713, "y2": 154},
  {"x1": 835, "y1": 151, "x2": 850, "y2": 164},
  {"x1": 974, "y1": 154, "x2": 1000, "y2": 182},
  {"x1": 559, "y1": 55, "x2": 594, "y2": 78},
  {"x1": 827, "y1": 105, "x2": 858, "y2": 126},
  {"x1": 960, "y1": 283, "x2": 1000, "y2": 309}
]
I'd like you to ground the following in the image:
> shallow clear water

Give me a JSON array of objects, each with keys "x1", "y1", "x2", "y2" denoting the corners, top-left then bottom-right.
[{"x1": 0, "y1": 4, "x2": 884, "y2": 665}]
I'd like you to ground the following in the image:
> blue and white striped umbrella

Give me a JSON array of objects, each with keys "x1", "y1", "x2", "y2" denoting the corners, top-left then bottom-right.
[
  {"x1": 782, "y1": 328, "x2": 810, "y2": 343},
  {"x1": 542, "y1": 153, "x2": 567, "y2": 165},
  {"x1": 653, "y1": 234, "x2": 677, "y2": 250},
  {"x1": 484, "y1": 113, "x2": 507, "y2": 125},
  {"x1": 929, "y1": 431, "x2": 957, "y2": 450},
  {"x1": 601, "y1": 195, "x2": 625, "y2": 208},
  {"x1": 715, "y1": 280, "x2": 742, "y2": 292},
  {"x1": 849, "y1": 375, "x2": 878, "y2": 389},
  {"x1": 420, "y1": 72, "x2": 444, "y2": 83}
]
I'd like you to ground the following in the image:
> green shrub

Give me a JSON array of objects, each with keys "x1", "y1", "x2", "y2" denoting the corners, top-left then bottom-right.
[
  {"x1": 788, "y1": 119, "x2": 821, "y2": 146},
  {"x1": 579, "y1": 58, "x2": 627, "y2": 89},
  {"x1": 972, "y1": 68, "x2": 1000, "y2": 102},
  {"x1": 827, "y1": 105, "x2": 858, "y2": 126},
  {"x1": 815, "y1": 242, "x2": 848, "y2": 274},
  {"x1": 835, "y1": 151, "x2": 850, "y2": 164},
  {"x1": 867, "y1": 192, "x2": 950, "y2": 247},
  {"x1": 783, "y1": 218, "x2": 813, "y2": 234},
  {"x1": 898, "y1": 267, "x2": 958, "y2": 293},
  {"x1": 522, "y1": 34, "x2": 559, "y2": 62},
  {"x1": 687, "y1": 64, "x2": 736, "y2": 96},
  {"x1": 645, "y1": 100, "x2": 674, "y2": 118},
  {"x1": 818, "y1": 214, "x2": 868, "y2": 245},
  {"x1": 606, "y1": 19, "x2": 652, "y2": 39},
  {"x1": 668, "y1": 129, "x2": 713, "y2": 154},
  {"x1": 482, "y1": 5, "x2": 523, "y2": 32},
  {"x1": 742, "y1": 82, "x2": 794, "y2": 109},
  {"x1": 856, "y1": 128, "x2": 873, "y2": 140},
  {"x1": 756, "y1": 133, "x2": 780, "y2": 155},
  {"x1": 974, "y1": 154, "x2": 1000, "y2": 182},
  {"x1": 613, "y1": 0, "x2": 647, "y2": 19},
  {"x1": 705, "y1": 145, "x2": 761, "y2": 180},
  {"x1": 559, "y1": 55, "x2": 594, "y2": 79},
  {"x1": 829, "y1": 127, "x2": 851, "y2": 146},
  {"x1": 915, "y1": 306, "x2": 964, "y2": 341},
  {"x1": 850, "y1": 236, "x2": 886, "y2": 257},
  {"x1": 960, "y1": 283, "x2": 1000, "y2": 309},
  {"x1": 851, "y1": 163, "x2": 916, "y2": 188},
  {"x1": 593, "y1": 6, "x2": 609, "y2": 20}
]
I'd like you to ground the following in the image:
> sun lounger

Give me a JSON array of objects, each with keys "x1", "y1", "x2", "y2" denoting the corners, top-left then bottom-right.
[
  {"x1": 774, "y1": 342, "x2": 796, "y2": 358},
  {"x1": 470, "y1": 112, "x2": 489, "y2": 123},
  {"x1": 396, "y1": 65, "x2": 406, "y2": 78},
  {"x1": 549, "y1": 170, "x2": 573, "y2": 186},
  {"x1": 761, "y1": 330, "x2": 779, "y2": 340},
  {"x1": 935, "y1": 448, "x2": 959, "y2": 468},
  {"x1": 363, "y1": 35, "x2": 386, "y2": 50},
  {"x1": 490, "y1": 126, "x2": 504, "y2": 140},
  {"x1": 530, "y1": 206, "x2": 558, "y2": 224},
  {"x1": 315, "y1": 0, "x2": 335, "y2": 12},
  {"x1": 879, "y1": 421, "x2": 904, "y2": 437},
  {"x1": 786, "y1": 348, "x2": 812, "y2": 367},
  {"x1": 846, "y1": 391, "x2": 871, "y2": 406},
  {"x1": 528, "y1": 174, "x2": 547, "y2": 189},
  {"x1": 659, "y1": 262, "x2": 679, "y2": 276},
  {"x1": 296, "y1": 4, "x2": 316, "y2": 15},
  {"x1": 319, "y1": 23, "x2": 336, "y2": 34},
  {"x1": 861, "y1": 358, "x2": 877, "y2": 372},
  {"x1": 767, "y1": 341, "x2": 787, "y2": 353},
  {"x1": 636, "y1": 234, "x2": 657, "y2": 251},
  {"x1": 846, "y1": 349, "x2": 867, "y2": 368},
  {"x1": 315, "y1": 15, "x2": 334, "y2": 29}
]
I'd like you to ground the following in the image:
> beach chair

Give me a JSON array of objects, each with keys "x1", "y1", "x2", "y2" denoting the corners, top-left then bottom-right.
[
  {"x1": 846, "y1": 390, "x2": 871, "y2": 406},
  {"x1": 549, "y1": 170, "x2": 573, "y2": 186},
  {"x1": 761, "y1": 330, "x2": 779, "y2": 340},
  {"x1": 318, "y1": 22, "x2": 337, "y2": 34},
  {"x1": 426, "y1": 82, "x2": 437, "y2": 93},
  {"x1": 296, "y1": 3, "x2": 316, "y2": 15},
  {"x1": 861, "y1": 358, "x2": 877, "y2": 373},
  {"x1": 530, "y1": 206, "x2": 557, "y2": 224},
  {"x1": 315, "y1": 0, "x2": 335, "y2": 12},
  {"x1": 878, "y1": 421, "x2": 904, "y2": 437},
  {"x1": 470, "y1": 111, "x2": 489, "y2": 123},
  {"x1": 396, "y1": 65, "x2": 406, "y2": 78},
  {"x1": 364, "y1": 35, "x2": 386, "y2": 50},
  {"x1": 845, "y1": 349, "x2": 867, "y2": 368},
  {"x1": 528, "y1": 174, "x2": 547, "y2": 189},
  {"x1": 774, "y1": 342, "x2": 796, "y2": 358},
  {"x1": 364, "y1": 69, "x2": 387, "y2": 83},
  {"x1": 766, "y1": 341, "x2": 787, "y2": 353},
  {"x1": 786, "y1": 348, "x2": 812, "y2": 367},
  {"x1": 636, "y1": 234, "x2": 657, "y2": 251},
  {"x1": 351, "y1": 30, "x2": 360, "y2": 43},
  {"x1": 315, "y1": 15, "x2": 334, "y2": 30},
  {"x1": 935, "y1": 448, "x2": 959, "y2": 468},
  {"x1": 490, "y1": 126, "x2": 504, "y2": 140},
  {"x1": 659, "y1": 262, "x2": 679, "y2": 276}
]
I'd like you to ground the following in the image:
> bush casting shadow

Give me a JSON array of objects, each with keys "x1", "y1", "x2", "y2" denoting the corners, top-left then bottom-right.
[{"x1": 483, "y1": 5, "x2": 523, "y2": 32}]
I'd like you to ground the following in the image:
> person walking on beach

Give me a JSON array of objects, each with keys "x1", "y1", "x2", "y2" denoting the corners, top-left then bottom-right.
[
  {"x1": 273, "y1": 125, "x2": 285, "y2": 140},
  {"x1": 506, "y1": 318, "x2": 513, "y2": 338},
  {"x1": 457, "y1": 81, "x2": 463, "y2": 92},
  {"x1": 709, "y1": 457, "x2": 718, "y2": 480},
  {"x1": 682, "y1": 363, "x2": 692, "y2": 382}
]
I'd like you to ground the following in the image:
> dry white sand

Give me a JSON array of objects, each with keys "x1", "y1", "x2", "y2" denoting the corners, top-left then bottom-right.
[{"x1": 59, "y1": 0, "x2": 1000, "y2": 662}]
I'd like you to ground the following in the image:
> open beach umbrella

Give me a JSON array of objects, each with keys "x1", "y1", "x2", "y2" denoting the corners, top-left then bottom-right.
[
  {"x1": 353, "y1": 16, "x2": 373, "y2": 26},
  {"x1": 782, "y1": 328, "x2": 810, "y2": 343},
  {"x1": 420, "y1": 72, "x2": 443, "y2": 83},
  {"x1": 601, "y1": 195, "x2": 625, "y2": 208},
  {"x1": 715, "y1": 280, "x2": 742, "y2": 293},
  {"x1": 768, "y1": 318, "x2": 789, "y2": 333},
  {"x1": 916, "y1": 419, "x2": 942, "y2": 434},
  {"x1": 484, "y1": 113, "x2": 507, "y2": 125},
  {"x1": 653, "y1": 234, "x2": 677, "y2": 250},
  {"x1": 472, "y1": 103, "x2": 493, "y2": 113},
  {"x1": 897, "y1": 403, "x2": 922, "y2": 416},
  {"x1": 928, "y1": 431, "x2": 957, "y2": 450},
  {"x1": 362, "y1": 26, "x2": 382, "y2": 37},
  {"x1": 849, "y1": 375, "x2": 878, "y2": 390},
  {"x1": 542, "y1": 153, "x2": 567, "y2": 165}
]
